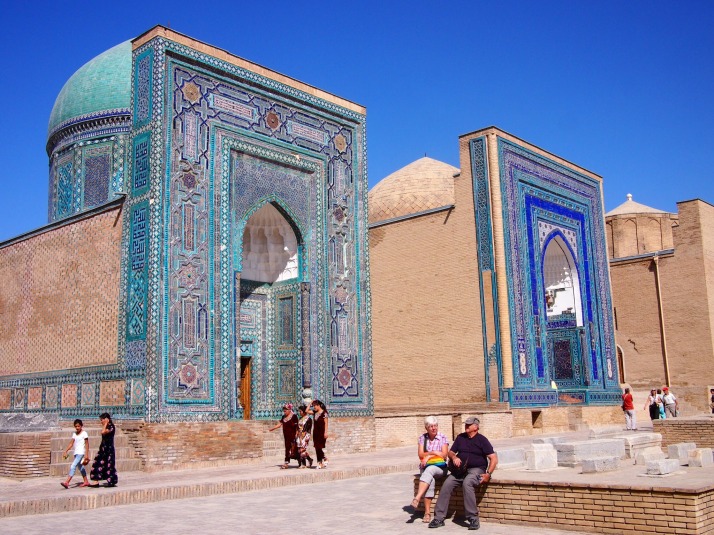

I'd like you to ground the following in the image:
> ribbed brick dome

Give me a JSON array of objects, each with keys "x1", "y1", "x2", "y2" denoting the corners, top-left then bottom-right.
[
  {"x1": 48, "y1": 41, "x2": 132, "y2": 138},
  {"x1": 368, "y1": 157, "x2": 459, "y2": 223}
]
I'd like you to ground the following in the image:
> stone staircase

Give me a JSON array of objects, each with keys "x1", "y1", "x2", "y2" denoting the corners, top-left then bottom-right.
[
  {"x1": 0, "y1": 432, "x2": 52, "y2": 478},
  {"x1": 49, "y1": 425, "x2": 142, "y2": 476}
]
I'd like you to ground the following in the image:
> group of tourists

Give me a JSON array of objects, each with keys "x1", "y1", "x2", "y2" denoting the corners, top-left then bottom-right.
[
  {"x1": 60, "y1": 412, "x2": 118, "y2": 489},
  {"x1": 269, "y1": 399, "x2": 329, "y2": 469},
  {"x1": 644, "y1": 386, "x2": 678, "y2": 421},
  {"x1": 409, "y1": 415, "x2": 498, "y2": 531}
]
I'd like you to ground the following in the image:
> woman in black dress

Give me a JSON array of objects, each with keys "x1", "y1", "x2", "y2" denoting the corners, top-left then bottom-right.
[
  {"x1": 311, "y1": 399, "x2": 329, "y2": 469},
  {"x1": 89, "y1": 412, "x2": 118, "y2": 487},
  {"x1": 269, "y1": 403, "x2": 299, "y2": 468}
]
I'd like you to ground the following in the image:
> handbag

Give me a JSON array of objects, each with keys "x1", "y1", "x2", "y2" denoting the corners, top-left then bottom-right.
[{"x1": 448, "y1": 455, "x2": 469, "y2": 479}]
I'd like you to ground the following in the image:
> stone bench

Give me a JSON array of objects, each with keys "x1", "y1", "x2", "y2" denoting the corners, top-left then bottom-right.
[
  {"x1": 581, "y1": 455, "x2": 620, "y2": 473},
  {"x1": 554, "y1": 439, "x2": 625, "y2": 467}
]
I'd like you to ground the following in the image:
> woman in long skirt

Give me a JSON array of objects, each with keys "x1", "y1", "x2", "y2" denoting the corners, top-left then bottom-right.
[{"x1": 89, "y1": 412, "x2": 118, "y2": 487}]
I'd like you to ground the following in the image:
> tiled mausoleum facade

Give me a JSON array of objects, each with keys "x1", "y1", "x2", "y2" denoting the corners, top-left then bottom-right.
[
  {"x1": 369, "y1": 128, "x2": 622, "y2": 423},
  {"x1": 0, "y1": 26, "x2": 373, "y2": 422}
]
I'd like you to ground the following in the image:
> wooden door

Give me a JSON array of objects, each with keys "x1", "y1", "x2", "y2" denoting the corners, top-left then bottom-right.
[{"x1": 240, "y1": 357, "x2": 252, "y2": 419}]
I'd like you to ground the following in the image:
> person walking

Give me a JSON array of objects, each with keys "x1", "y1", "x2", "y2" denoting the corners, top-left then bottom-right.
[
  {"x1": 60, "y1": 419, "x2": 90, "y2": 489},
  {"x1": 622, "y1": 388, "x2": 636, "y2": 430},
  {"x1": 644, "y1": 389, "x2": 659, "y2": 421},
  {"x1": 88, "y1": 412, "x2": 118, "y2": 487},
  {"x1": 662, "y1": 387, "x2": 678, "y2": 417},
  {"x1": 269, "y1": 403, "x2": 299, "y2": 469},
  {"x1": 311, "y1": 399, "x2": 329, "y2": 469}
]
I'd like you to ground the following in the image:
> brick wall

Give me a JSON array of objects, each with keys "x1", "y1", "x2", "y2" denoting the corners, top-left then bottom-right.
[
  {"x1": 0, "y1": 432, "x2": 51, "y2": 478},
  {"x1": 416, "y1": 477, "x2": 714, "y2": 534},
  {"x1": 121, "y1": 417, "x2": 376, "y2": 469},
  {"x1": 0, "y1": 206, "x2": 122, "y2": 376},
  {"x1": 654, "y1": 417, "x2": 714, "y2": 448}
]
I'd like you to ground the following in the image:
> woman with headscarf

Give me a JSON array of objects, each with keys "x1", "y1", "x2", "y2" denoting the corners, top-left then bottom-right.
[
  {"x1": 269, "y1": 403, "x2": 299, "y2": 469},
  {"x1": 88, "y1": 412, "x2": 118, "y2": 487}
]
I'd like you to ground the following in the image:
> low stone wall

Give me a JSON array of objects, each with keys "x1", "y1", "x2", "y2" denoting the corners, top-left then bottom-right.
[
  {"x1": 121, "y1": 417, "x2": 376, "y2": 470},
  {"x1": 376, "y1": 405, "x2": 622, "y2": 447},
  {"x1": 415, "y1": 477, "x2": 714, "y2": 534},
  {"x1": 0, "y1": 432, "x2": 52, "y2": 478},
  {"x1": 654, "y1": 416, "x2": 714, "y2": 449}
]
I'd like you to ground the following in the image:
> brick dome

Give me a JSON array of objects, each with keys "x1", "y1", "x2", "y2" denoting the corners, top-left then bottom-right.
[{"x1": 368, "y1": 157, "x2": 459, "y2": 223}]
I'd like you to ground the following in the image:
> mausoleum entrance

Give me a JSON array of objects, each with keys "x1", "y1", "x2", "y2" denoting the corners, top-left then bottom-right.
[{"x1": 236, "y1": 203, "x2": 303, "y2": 419}]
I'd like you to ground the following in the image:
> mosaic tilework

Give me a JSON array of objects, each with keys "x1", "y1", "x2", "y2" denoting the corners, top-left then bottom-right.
[
  {"x1": 61, "y1": 384, "x2": 77, "y2": 408},
  {"x1": 130, "y1": 378, "x2": 145, "y2": 406},
  {"x1": 27, "y1": 387, "x2": 42, "y2": 409},
  {"x1": 82, "y1": 143, "x2": 112, "y2": 207},
  {"x1": 100, "y1": 380, "x2": 126, "y2": 406},
  {"x1": 497, "y1": 138, "x2": 619, "y2": 404},
  {"x1": 0, "y1": 208, "x2": 122, "y2": 375},
  {"x1": 13, "y1": 389, "x2": 25, "y2": 410},
  {"x1": 45, "y1": 386, "x2": 58, "y2": 409},
  {"x1": 81, "y1": 382, "x2": 96, "y2": 407},
  {"x1": 0, "y1": 389, "x2": 11, "y2": 409},
  {"x1": 112, "y1": 36, "x2": 373, "y2": 422}
]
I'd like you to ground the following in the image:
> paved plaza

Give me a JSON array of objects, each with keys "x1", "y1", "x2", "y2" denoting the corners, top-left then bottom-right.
[{"x1": 0, "y1": 472, "x2": 583, "y2": 535}]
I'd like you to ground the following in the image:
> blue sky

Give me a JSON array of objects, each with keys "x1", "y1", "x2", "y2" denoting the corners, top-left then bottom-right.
[{"x1": 1, "y1": 1, "x2": 712, "y2": 241}]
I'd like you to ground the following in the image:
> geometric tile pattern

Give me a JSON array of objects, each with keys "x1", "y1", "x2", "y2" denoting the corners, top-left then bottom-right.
[
  {"x1": 61, "y1": 384, "x2": 77, "y2": 408},
  {"x1": 0, "y1": 389, "x2": 11, "y2": 410},
  {"x1": 99, "y1": 380, "x2": 126, "y2": 406},
  {"x1": 495, "y1": 138, "x2": 620, "y2": 403},
  {"x1": 81, "y1": 383, "x2": 95, "y2": 407},
  {"x1": 27, "y1": 387, "x2": 42, "y2": 409},
  {"x1": 130, "y1": 378, "x2": 145, "y2": 406},
  {"x1": 45, "y1": 386, "x2": 58, "y2": 409},
  {"x1": 0, "y1": 208, "x2": 122, "y2": 375},
  {"x1": 13, "y1": 389, "x2": 25, "y2": 410},
  {"x1": 129, "y1": 35, "x2": 373, "y2": 420}
]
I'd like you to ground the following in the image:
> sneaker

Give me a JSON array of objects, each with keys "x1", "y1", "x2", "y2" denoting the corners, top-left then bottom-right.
[
  {"x1": 468, "y1": 517, "x2": 480, "y2": 530},
  {"x1": 428, "y1": 519, "x2": 445, "y2": 529}
]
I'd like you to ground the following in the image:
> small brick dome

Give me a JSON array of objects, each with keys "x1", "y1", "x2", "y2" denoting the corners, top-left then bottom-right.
[{"x1": 368, "y1": 157, "x2": 459, "y2": 223}]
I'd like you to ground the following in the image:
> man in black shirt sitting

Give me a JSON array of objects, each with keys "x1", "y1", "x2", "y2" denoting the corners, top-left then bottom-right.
[{"x1": 428, "y1": 416, "x2": 498, "y2": 531}]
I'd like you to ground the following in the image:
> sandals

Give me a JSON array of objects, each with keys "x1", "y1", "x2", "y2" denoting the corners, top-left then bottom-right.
[
  {"x1": 411, "y1": 498, "x2": 420, "y2": 509},
  {"x1": 422, "y1": 513, "x2": 432, "y2": 524},
  {"x1": 60, "y1": 482, "x2": 69, "y2": 489},
  {"x1": 280, "y1": 463, "x2": 289, "y2": 469}
]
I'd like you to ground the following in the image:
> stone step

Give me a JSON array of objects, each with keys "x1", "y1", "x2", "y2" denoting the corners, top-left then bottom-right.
[{"x1": 49, "y1": 458, "x2": 143, "y2": 476}]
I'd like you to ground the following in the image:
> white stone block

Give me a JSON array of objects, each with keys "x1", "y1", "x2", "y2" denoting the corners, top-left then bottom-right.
[
  {"x1": 646, "y1": 458, "x2": 681, "y2": 475},
  {"x1": 668, "y1": 442, "x2": 697, "y2": 465},
  {"x1": 582, "y1": 456, "x2": 620, "y2": 473},
  {"x1": 555, "y1": 439, "x2": 626, "y2": 467},
  {"x1": 635, "y1": 447, "x2": 666, "y2": 466},
  {"x1": 496, "y1": 448, "x2": 526, "y2": 469},
  {"x1": 525, "y1": 443, "x2": 558, "y2": 470},
  {"x1": 688, "y1": 448, "x2": 713, "y2": 468}
]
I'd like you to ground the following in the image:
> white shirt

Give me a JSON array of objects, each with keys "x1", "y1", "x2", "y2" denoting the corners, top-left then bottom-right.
[
  {"x1": 663, "y1": 392, "x2": 676, "y2": 404},
  {"x1": 72, "y1": 430, "x2": 88, "y2": 456}
]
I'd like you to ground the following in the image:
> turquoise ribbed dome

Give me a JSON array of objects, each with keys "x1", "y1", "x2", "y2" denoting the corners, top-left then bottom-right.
[{"x1": 48, "y1": 41, "x2": 132, "y2": 137}]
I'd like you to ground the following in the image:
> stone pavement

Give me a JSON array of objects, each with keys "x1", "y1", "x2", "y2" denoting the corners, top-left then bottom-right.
[
  {"x1": 3, "y1": 422, "x2": 714, "y2": 533},
  {"x1": 0, "y1": 472, "x2": 585, "y2": 535}
]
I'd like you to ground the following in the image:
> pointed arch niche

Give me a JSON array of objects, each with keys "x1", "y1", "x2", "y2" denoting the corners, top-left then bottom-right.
[
  {"x1": 542, "y1": 233, "x2": 583, "y2": 327},
  {"x1": 241, "y1": 203, "x2": 300, "y2": 283}
]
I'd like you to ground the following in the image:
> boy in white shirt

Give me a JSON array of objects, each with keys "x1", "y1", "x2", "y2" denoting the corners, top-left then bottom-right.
[{"x1": 61, "y1": 418, "x2": 90, "y2": 489}]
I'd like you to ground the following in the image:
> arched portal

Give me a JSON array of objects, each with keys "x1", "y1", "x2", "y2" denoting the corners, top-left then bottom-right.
[
  {"x1": 541, "y1": 232, "x2": 586, "y2": 388},
  {"x1": 236, "y1": 202, "x2": 303, "y2": 420}
]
